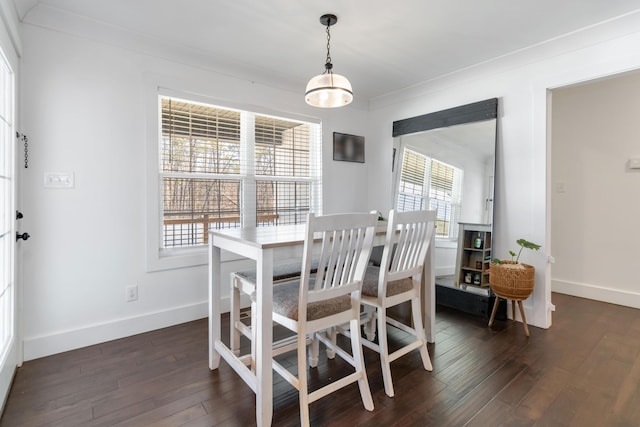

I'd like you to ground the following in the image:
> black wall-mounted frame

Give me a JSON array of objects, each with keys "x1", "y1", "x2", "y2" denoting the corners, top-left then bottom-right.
[
  {"x1": 392, "y1": 98, "x2": 498, "y2": 137},
  {"x1": 333, "y1": 132, "x2": 365, "y2": 163},
  {"x1": 392, "y1": 97, "x2": 500, "y2": 320}
]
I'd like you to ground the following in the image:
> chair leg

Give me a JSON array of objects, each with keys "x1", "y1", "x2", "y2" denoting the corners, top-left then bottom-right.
[
  {"x1": 377, "y1": 307, "x2": 395, "y2": 397},
  {"x1": 349, "y1": 318, "x2": 374, "y2": 411},
  {"x1": 488, "y1": 296, "x2": 501, "y2": 327},
  {"x1": 410, "y1": 296, "x2": 432, "y2": 371},
  {"x1": 511, "y1": 300, "x2": 516, "y2": 321},
  {"x1": 363, "y1": 305, "x2": 376, "y2": 341},
  {"x1": 326, "y1": 327, "x2": 336, "y2": 359},
  {"x1": 230, "y1": 276, "x2": 241, "y2": 355},
  {"x1": 517, "y1": 300, "x2": 530, "y2": 337},
  {"x1": 309, "y1": 332, "x2": 319, "y2": 368},
  {"x1": 297, "y1": 332, "x2": 311, "y2": 427}
]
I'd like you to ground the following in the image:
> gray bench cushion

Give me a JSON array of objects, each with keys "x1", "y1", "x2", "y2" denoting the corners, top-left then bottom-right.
[
  {"x1": 362, "y1": 266, "x2": 414, "y2": 298},
  {"x1": 233, "y1": 260, "x2": 318, "y2": 284},
  {"x1": 272, "y1": 280, "x2": 352, "y2": 321}
]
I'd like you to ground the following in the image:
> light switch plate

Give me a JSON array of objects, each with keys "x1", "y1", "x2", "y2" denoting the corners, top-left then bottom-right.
[{"x1": 44, "y1": 172, "x2": 74, "y2": 189}]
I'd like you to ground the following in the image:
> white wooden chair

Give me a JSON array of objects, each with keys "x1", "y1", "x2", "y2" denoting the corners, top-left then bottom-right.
[
  {"x1": 230, "y1": 262, "x2": 308, "y2": 357},
  {"x1": 230, "y1": 259, "x2": 321, "y2": 372},
  {"x1": 270, "y1": 212, "x2": 377, "y2": 427},
  {"x1": 359, "y1": 209, "x2": 436, "y2": 397}
]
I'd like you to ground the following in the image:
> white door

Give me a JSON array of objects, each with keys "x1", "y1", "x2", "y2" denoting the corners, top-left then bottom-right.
[{"x1": 0, "y1": 39, "x2": 18, "y2": 409}]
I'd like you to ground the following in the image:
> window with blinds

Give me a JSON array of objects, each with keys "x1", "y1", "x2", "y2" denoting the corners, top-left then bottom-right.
[
  {"x1": 160, "y1": 97, "x2": 320, "y2": 248},
  {"x1": 255, "y1": 115, "x2": 312, "y2": 226},
  {"x1": 397, "y1": 149, "x2": 427, "y2": 211},
  {"x1": 397, "y1": 148, "x2": 462, "y2": 238}
]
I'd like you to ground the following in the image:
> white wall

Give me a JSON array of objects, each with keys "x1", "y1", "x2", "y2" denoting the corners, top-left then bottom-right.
[
  {"x1": 366, "y1": 12, "x2": 640, "y2": 329},
  {"x1": 19, "y1": 22, "x2": 370, "y2": 360},
  {"x1": 551, "y1": 72, "x2": 640, "y2": 307}
]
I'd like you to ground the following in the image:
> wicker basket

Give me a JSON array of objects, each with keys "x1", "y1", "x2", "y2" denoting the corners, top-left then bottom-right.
[{"x1": 489, "y1": 261, "x2": 535, "y2": 300}]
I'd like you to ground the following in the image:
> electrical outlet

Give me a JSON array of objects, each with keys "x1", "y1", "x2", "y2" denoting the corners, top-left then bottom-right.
[{"x1": 126, "y1": 285, "x2": 138, "y2": 302}]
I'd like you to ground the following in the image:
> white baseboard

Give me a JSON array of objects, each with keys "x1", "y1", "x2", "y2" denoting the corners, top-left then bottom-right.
[
  {"x1": 552, "y1": 279, "x2": 640, "y2": 309},
  {"x1": 23, "y1": 298, "x2": 230, "y2": 361}
]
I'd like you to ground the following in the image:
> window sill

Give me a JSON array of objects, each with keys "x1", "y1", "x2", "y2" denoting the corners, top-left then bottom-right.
[{"x1": 146, "y1": 245, "x2": 245, "y2": 272}]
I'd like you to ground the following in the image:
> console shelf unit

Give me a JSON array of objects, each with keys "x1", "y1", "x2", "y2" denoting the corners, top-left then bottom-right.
[{"x1": 456, "y1": 223, "x2": 492, "y2": 289}]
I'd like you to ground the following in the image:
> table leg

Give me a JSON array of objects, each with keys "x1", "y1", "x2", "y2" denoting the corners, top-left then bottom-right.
[
  {"x1": 209, "y1": 241, "x2": 221, "y2": 370},
  {"x1": 255, "y1": 249, "x2": 274, "y2": 426}
]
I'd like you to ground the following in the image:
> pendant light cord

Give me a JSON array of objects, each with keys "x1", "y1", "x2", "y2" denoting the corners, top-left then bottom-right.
[{"x1": 324, "y1": 19, "x2": 333, "y2": 72}]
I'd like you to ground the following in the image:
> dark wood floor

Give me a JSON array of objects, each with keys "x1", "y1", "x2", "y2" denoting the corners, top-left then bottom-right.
[{"x1": 2, "y1": 292, "x2": 640, "y2": 426}]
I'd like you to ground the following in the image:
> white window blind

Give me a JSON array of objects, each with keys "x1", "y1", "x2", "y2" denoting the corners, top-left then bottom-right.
[
  {"x1": 255, "y1": 114, "x2": 313, "y2": 226},
  {"x1": 397, "y1": 148, "x2": 462, "y2": 238},
  {"x1": 160, "y1": 97, "x2": 321, "y2": 249},
  {"x1": 397, "y1": 148, "x2": 428, "y2": 211}
]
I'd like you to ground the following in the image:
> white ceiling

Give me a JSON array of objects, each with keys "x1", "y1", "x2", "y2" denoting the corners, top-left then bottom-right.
[{"x1": 12, "y1": 0, "x2": 640, "y2": 103}]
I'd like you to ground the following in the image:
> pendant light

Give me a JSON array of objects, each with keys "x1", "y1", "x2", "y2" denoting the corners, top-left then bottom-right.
[{"x1": 305, "y1": 14, "x2": 353, "y2": 108}]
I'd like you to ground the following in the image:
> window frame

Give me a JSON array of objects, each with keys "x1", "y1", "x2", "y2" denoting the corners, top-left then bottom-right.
[{"x1": 146, "y1": 87, "x2": 322, "y2": 271}]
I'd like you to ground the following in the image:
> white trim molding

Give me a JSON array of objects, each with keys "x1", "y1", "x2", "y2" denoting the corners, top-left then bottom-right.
[
  {"x1": 552, "y1": 279, "x2": 640, "y2": 309},
  {"x1": 22, "y1": 299, "x2": 224, "y2": 361}
]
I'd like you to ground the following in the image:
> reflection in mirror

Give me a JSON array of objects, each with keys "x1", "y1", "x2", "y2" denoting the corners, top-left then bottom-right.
[
  {"x1": 397, "y1": 119, "x2": 496, "y2": 227},
  {"x1": 391, "y1": 100, "x2": 497, "y2": 297}
]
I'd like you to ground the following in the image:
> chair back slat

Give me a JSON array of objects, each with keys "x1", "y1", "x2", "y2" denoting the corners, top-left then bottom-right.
[
  {"x1": 334, "y1": 227, "x2": 366, "y2": 287},
  {"x1": 392, "y1": 220, "x2": 429, "y2": 272},
  {"x1": 302, "y1": 212, "x2": 377, "y2": 307},
  {"x1": 381, "y1": 209, "x2": 436, "y2": 292},
  {"x1": 329, "y1": 229, "x2": 348, "y2": 287}
]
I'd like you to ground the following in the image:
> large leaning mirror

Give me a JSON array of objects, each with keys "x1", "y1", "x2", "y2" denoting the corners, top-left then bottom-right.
[{"x1": 391, "y1": 99, "x2": 498, "y2": 313}]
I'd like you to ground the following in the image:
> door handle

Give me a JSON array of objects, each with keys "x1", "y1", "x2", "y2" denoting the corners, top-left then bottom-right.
[
  {"x1": 16, "y1": 232, "x2": 30, "y2": 241},
  {"x1": 16, "y1": 210, "x2": 23, "y2": 219}
]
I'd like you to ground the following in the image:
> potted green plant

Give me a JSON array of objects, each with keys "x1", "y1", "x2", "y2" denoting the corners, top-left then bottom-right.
[{"x1": 489, "y1": 239, "x2": 541, "y2": 300}]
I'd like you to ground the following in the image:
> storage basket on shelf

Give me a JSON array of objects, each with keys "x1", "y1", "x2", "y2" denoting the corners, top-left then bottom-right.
[{"x1": 489, "y1": 261, "x2": 535, "y2": 300}]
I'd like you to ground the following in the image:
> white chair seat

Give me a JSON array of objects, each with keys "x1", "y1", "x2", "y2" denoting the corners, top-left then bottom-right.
[
  {"x1": 273, "y1": 279, "x2": 351, "y2": 321},
  {"x1": 362, "y1": 266, "x2": 413, "y2": 298},
  {"x1": 230, "y1": 260, "x2": 321, "y2": 357}
]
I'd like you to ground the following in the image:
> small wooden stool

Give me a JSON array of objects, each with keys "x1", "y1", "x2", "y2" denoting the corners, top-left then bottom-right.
[
  {"x1": 488, "y1": 262, "x2": 535, "y2": 337},
  {"x1": 488, "y1": 295, "x2": 529, "y2": 336}
]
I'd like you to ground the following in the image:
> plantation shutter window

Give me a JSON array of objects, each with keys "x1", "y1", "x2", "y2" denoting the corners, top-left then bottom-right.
[
  {"x1": 159, "y1": 97, "x2": 321, "y2": 249},
  {"x1": 397, "y1": 148, "x2": 427, "y2": 211},
  {"x1": 397, "y1": 148, "x2": 463, "y2": 239},
  {"x1": 254, "y1": 115, "x2": 313, "y2": 226}
]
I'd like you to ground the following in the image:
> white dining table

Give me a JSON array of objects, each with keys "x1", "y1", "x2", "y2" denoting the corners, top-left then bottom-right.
[{"x1": 208, "y1": 223, "x2": 435, "y2": 427}]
